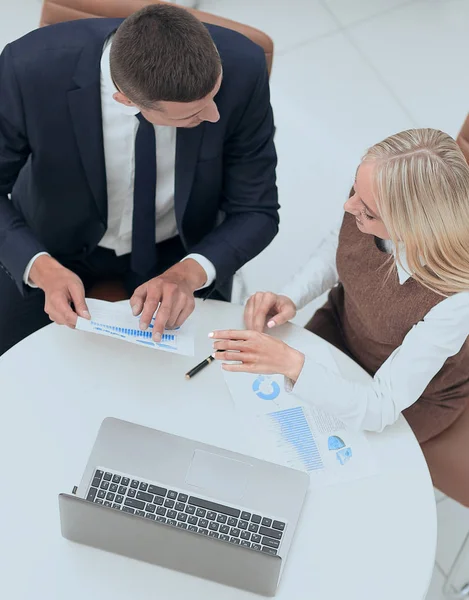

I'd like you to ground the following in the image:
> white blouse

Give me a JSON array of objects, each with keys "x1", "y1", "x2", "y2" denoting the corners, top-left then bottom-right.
[{"x1": 279, "y1": 227, "x2": 469, "y2": 432}]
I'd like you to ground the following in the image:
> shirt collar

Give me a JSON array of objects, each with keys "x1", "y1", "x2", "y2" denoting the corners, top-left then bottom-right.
[
  {"x1": 380, "y1": 238, "x2": 414, "y2": 285},
  {"x1": 100, "y1": 37, "x2": 140, "y2": 116},
  {"x1": 395, "y1": 247, "x2": 413, "y2": 285}
]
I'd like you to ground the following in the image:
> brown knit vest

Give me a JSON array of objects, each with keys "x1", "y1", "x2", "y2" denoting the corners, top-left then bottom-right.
[{"x1": 307, "y1": 211, "x2": 469, "y2": 443}]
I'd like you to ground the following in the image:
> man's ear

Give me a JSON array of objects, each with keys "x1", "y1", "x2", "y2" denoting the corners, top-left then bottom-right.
[{"x1": 113, "y1": 91, "x2": 136, "y2": 107}]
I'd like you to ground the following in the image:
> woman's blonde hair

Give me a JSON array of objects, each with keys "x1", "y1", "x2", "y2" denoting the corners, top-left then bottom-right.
[{"x1": 363, "y1": 128, "x2": 469, "y2": 296}]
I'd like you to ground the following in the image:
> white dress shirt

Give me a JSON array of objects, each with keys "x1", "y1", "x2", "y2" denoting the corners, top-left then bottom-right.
[
  {"x1": 24, "y1": 38, "x2": 215, "y2": 288},
  {"x1": 280, "y1": 225, "x2": 469, "y2": 433}
]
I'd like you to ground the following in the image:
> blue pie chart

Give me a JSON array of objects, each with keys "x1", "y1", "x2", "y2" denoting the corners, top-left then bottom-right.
[{"x1": 252, "y1": 376, "x2": 281, "y2": 400}]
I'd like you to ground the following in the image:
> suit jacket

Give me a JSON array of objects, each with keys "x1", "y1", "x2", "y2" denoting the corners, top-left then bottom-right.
[{"x1": 0, "y1": 18, "x2": 279, "y2": 296}]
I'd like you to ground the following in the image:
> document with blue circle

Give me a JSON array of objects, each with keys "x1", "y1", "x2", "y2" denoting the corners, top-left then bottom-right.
[{"x1": 221, "y1": 350, "x2": 378, "y2": 488}]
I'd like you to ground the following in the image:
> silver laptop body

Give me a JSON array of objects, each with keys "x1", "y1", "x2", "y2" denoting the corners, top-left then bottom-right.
[{"x1": 59, "y1": 417, "x2": 309, "y2": 596}]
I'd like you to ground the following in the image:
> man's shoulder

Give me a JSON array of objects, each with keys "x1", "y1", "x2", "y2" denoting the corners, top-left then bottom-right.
[
  {"x1": 205, "y1": 23, "x2": 267, "y2": 76},
  {"x1": 7, "y1": 18, "x2": 122, "y2": 60}
]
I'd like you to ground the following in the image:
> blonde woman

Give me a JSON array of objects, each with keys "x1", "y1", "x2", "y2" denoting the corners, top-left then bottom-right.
[{"x1": 211, "y1": 129, "x2": 469, "y2": 506}]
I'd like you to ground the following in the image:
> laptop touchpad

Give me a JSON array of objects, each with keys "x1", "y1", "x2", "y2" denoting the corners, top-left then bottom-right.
[{"x1": 185, "y1": 449, "x2": 251, "y2": 502}]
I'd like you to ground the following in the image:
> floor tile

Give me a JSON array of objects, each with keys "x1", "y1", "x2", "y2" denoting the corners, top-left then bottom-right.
[
  {"x1": 198, "y1": 0, "x2": 339, "y2": 54},
  {"x1": 436, "y1": 498, "x2": 469, "y2": 576},
  {"x1": 446, "y1": 535, "x2": 469, "y2": 598},
  {"x1": 239, "y1": 30, "x2": 414, "y2": 297},
  {"x1": 0, "y1": 0, "x2": 42, "y2": 48},
  {"x1": 323, "y1": 0, "x2": 416, "y2": 27},
  {"x1": 425, "y1": 564, "x2": 446, "y2": 600},
  {"x1": 347, "y1": 0, "x2": 469, "y2": 137}
]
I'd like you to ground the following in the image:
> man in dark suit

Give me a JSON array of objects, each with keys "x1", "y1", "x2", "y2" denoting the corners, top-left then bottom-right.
[{"x1": 0, "y1": 4, "x2": 279, "y2": 355}]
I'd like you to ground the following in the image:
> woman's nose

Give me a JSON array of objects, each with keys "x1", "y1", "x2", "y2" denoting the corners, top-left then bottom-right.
[{"x1": 344, "y1": 195, "x2": 360, "y2": 215}]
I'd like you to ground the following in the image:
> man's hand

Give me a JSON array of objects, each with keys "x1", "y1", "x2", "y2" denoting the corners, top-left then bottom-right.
[
  {"x1": 130, "y1": 259, "x2": 206, "y2": 342},
  {"x1": 244, "y1": 292, "x2": 297, "y2": 332},
  {"x1": 29, "y1": 255, "x2": 90, "y2": 328},
  {"x1": 210, "y1": 329, "x2": 305, "y2": 382}
]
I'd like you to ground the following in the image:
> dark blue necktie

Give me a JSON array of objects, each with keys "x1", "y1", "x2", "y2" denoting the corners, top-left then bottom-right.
[{"x1": 131, "y1": 112, "x2": 157, "y2": 275}]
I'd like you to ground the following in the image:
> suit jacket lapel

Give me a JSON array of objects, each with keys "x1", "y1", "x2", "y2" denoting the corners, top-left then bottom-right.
[
  {"x1": 68, "y1": 86, "x2": 107, "y2": 224},
  {"x1": 67, "y1": 38, "x2": 110, "y2": 225},
  {"x1": 175, "y1": 125, "x2": 205, "y2": 232}
]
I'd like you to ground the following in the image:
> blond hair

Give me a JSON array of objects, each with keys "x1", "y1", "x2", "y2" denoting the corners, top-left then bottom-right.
[{"x1": 363, "y1": 128, "x2": 469, "y2": 296}]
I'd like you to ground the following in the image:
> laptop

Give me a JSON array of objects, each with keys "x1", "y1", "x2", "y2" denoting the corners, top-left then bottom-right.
[{"x1": 59, "y1": 417, "x2": 309, "y2": 596}]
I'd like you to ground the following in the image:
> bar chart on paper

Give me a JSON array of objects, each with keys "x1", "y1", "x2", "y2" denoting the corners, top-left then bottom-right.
[
  {"x1": 89, "y1": 321, "x2": 177, "y2": 345},
  {"x1": 76, "y1": 299, "x2": 194, "y2": 356},
  {"x1": 222, "y1": 369, "x2": 377, "y2": 484},
  {"x1": 263, "y1": 406, "x2": 323, "y2": 472}
]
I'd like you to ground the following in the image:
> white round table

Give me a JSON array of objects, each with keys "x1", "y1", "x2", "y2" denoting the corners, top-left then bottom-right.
[{"x1": 0, "y1": 299, "x2": 436, "y2": 600}]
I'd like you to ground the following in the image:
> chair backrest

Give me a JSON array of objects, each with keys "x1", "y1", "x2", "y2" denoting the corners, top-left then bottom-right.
[{"x1": 40, "y1": 0, "x2": 273, "y2": 74}]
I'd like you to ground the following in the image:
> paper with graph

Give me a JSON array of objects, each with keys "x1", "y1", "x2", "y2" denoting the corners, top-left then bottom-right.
[
  {"x1": 222, "y1": 344, "x2": 378, "y2": 487},
  {"x1": 76, "y1": 298, "x2": 195, "y2": 356},
  {"x1": 257, "y1": 401, "x2": 378, "y2": 488}
]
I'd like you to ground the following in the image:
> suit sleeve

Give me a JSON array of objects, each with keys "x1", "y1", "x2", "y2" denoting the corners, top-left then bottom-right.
[
  {"x1": 0, "y1": 44, "x2": 47, "y2": 293},
  {"x1": 189, "y1": 54, "x2": 279, "y2": 283}
]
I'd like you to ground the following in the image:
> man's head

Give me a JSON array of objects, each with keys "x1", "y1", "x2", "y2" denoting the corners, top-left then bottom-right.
[{"x1": 110, "y1": 4, "x2": 222, "y2": 126}]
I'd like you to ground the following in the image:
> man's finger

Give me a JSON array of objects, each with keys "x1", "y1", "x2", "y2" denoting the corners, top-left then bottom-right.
[
  {"x1": 151, "y1": 283, "x2": 178, "y2": 340},
  {"x1": 152, "y1": 303, "x2": 172, "y2": 341},
  {"x1": 139, "y1": 299, "x2": 159, "y2": 331},
  {"x1": 53, "y1": 296, "x2": 79, "y2": 328},
  {"x1": 166, "y1": 296, "x2": 187, "y2": 329},
  {"x1": 174, "y1": 299, "x2": 195, "y2": 328},
  {"x1": 70, "y1": 282, "x2": 90, "y2": 319},
  {"x1": 47, "y1": 311, "x2": 65, "y2": 325},
  {"x1": 139, "y1": 282, "x2": 163, "y2": 330},
  {"x1": 130, "y1": 286, "x2": 147, "y2": 317}
]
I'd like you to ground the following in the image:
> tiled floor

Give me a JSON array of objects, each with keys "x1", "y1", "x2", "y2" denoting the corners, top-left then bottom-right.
[{"x1": 2, "y1": 1, "x2": 469, "y2": 598}]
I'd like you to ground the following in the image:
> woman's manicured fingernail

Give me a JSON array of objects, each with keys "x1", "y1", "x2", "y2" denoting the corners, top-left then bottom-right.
[
  {"x1": 153, "y1": 332, "x2": 162, "y2": 342},
  {"x1": 140, "y1": 322, "x2": 148, "y2": 331},
  {"x1": 208, "y1": 332, "x2": 214, "y2": 338},
  {"x1": 267, "y1": 320, "x2": 275, "y2": 328}
]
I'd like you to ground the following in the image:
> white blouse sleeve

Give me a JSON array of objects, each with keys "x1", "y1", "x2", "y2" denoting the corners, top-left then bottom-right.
[
  {"x1": 287, "y1": 292, "x2": 469, "y2": 432},
  {"x1": 279, "y1": 226, "x2": 340, "y2": 310}
]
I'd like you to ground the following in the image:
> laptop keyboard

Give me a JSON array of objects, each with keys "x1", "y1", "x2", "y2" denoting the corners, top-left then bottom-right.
[{"x1": 86, "y1": 468, "x2": 286, "y2": 556}]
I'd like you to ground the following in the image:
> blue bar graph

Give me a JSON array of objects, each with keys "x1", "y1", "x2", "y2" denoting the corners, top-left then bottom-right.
[
  {"x1": 266, "y1": 406, "x2": 323, "y2": 472},
  {"x1": 90, "y1": 321, "x2": 176, "y2": 342}
]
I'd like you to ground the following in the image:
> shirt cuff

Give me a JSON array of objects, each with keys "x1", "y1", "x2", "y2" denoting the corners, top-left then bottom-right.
[
  {"x1": 284, "y1": 352, "x2": 338, "y2": 400},
  {"x1": 23, "y1": 252, "x2": 51, "y2": 288},
  {"x1": 277, "y1": 285, "x2": 301, "y2": 312},
  {"x1": 284, "y1": 356, "x2": 308, "y2": 394},
  {"x1": 181, "y1": 253, "x2": 216, "y2": 290}
]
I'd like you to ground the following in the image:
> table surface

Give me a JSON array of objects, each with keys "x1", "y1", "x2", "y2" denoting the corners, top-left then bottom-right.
[{"x1": 0, "y1": 299, "x2": 436, "y2": 600}]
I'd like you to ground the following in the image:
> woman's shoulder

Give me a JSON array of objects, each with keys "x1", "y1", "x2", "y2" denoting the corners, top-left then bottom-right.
[{"x1": 425, "y1": 291, "x2": 469, "y2": 326}]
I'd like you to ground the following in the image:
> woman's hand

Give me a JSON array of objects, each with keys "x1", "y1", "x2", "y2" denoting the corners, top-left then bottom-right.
[
  {"x1": 210, "y1": 329, "x2": 305, "y2": 381},
  {"x1": 244, "y1": 292, "x2": 297, "y2": 332}
]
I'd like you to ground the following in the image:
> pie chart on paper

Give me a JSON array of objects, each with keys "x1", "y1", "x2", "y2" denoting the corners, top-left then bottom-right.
[{"x1": 252, "y1": 375, "x2": 281, "y2": 400}]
